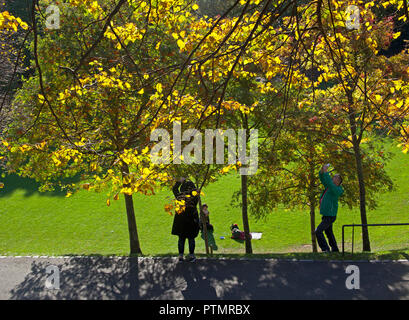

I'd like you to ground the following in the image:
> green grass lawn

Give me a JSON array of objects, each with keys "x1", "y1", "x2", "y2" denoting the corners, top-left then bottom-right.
[{"x1": 0, "y1": 139, "x2": 408, "y2": 258}]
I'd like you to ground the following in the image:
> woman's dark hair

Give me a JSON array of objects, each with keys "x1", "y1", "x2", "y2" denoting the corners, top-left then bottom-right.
[
  {"x1": 178, "y1": 180, "x2": 198, "y2": 209},
  {"x1": 180, "y1": 180, "x2": 196, "y2": 193}
]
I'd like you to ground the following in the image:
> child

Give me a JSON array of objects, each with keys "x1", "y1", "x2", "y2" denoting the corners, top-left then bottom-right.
[
  {"x1": 230, "y1": 223, "x2": 251, "y2": 240},
  {"x1": 200, "y1": 204, "x2": 214, "y2": 232}
]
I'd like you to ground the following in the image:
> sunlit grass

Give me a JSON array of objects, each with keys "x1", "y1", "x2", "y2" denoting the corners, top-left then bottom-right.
[{"x1": 0, "y1": 139, "x2": 408, "y2": 259}]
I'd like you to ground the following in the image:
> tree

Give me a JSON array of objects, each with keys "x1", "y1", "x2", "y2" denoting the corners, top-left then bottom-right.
[
  {"x1": 282, "y1": 0, "x2": 409, "y2": 251},
  {"x1": 1, "y1": 0, "x2": 211, "y2": 255},
  {"x1": 2, "y1": 0, "x2": 408, "y2": 257},
  {"x1": 2, "y1": 0, "x2": 272, "y2": 255},
  {"x1": 246, "y1": 90, "x2": 394, "y2": 252},
  {"x1": 0, "y1": 5, "x2": 29, "y2": 175}
]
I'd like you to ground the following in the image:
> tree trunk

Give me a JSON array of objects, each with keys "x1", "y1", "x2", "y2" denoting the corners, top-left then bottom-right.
[
  {"x1": 121, "y1": 163, "x2": 142, "y2": 255},
  {"x1": 309, "y1": 203, "x2": 318, "y2": 253},
  {"x1": 241, "y1": 174, "x2": 253, "y2": 254},
  {"x1": 352, "y1": 139, "x2": 371, "y2": 252},
  {"x1": 307, "y1": 157, "x2": 318, "y2": 253},
  {"x1": 198, "y1": 196, "x2": 210, "y2": 255},
  {"x1": 348, "y1": 100, "x2": 371, "y2": 252}
]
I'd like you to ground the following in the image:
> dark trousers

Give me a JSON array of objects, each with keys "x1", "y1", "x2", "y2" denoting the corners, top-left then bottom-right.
[
  {"x1": 178, "y1": 236, "x2": 195, "y2": 255},
  {"x1": 315, "y1": 215, "x2": 339, "y2": 252}
]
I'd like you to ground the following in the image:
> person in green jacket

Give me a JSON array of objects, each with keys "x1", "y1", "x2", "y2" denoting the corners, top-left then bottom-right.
[{"x1": 315, "y1": 163, "x2": 344, "y2": 252}]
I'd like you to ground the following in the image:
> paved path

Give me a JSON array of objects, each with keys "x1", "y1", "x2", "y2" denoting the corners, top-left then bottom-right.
[{"x1": 0, "y1": 256, "x2": 408, "y2": 300}]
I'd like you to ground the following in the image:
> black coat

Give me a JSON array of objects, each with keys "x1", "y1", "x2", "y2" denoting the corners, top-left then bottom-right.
[{"x1": 171, "y1": 181, "x2": 200, "y2": 238}]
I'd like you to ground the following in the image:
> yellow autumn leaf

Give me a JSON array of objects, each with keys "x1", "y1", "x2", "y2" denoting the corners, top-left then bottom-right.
[
  {"x1": 221, "y1": 166, "x2": 230, "y2": 173},
  {"x1": 156, "y1": 83, "x2": 163, "y2": 93},
  {"x1": 177, "y1": 39, "x2": 185, "y2": 50},
  {"x1": 106, "y1": 198, "x2": 111, "y2": 206}
]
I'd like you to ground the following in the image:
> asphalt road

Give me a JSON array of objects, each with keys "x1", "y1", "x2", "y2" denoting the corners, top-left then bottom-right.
[{"x1": 0, "y1": 256, "x2": 408, "y2": 300}]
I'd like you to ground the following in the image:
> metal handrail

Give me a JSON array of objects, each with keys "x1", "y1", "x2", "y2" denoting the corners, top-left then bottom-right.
[{"x1": 342, "y1": 223, "x2": 409, "y2": 256}]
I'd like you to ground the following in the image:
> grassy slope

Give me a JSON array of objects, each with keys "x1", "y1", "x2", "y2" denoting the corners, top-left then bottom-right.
[{"x1": 0, "y1": 139, "x2": 408, "y2": 257}]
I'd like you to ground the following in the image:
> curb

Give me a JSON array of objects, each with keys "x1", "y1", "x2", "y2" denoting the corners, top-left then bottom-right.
[{"x1": 0, "y1": 256, "x2": 408, "y2": 263}]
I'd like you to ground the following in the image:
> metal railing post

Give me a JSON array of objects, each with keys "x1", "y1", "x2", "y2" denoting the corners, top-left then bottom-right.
[
  {"x1": 342, "y1": 225, "x2": 345, "y2": 256},
  {"x1": 352, "y1": 223, "x2": 355, "y2": 254},
  {"x1": 341, "y1": 223, "x2": 409, "y2": 256}
]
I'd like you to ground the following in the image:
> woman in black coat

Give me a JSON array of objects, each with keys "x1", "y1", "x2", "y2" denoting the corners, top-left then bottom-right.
[{"x1": 171, "y1": 177, "x2": 200, "y2": 262}]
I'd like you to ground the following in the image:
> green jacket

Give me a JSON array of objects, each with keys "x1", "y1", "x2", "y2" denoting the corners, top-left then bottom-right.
[{"x1": 319, "y1": 171, "x2": 344, "y2": 217}]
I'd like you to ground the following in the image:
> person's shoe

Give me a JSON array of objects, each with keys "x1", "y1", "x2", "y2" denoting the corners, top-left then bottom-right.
[
  {"x1": 178, "y1": 254, "x2": 184, "y2": 262},
  {"x1": 187, "y1": 254, "x2": 196, "y2": 262}
]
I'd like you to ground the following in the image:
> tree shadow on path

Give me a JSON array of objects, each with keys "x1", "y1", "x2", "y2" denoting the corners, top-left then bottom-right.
[{"x1": 8, "y1": 257, "x2": 409, "y2": 300}]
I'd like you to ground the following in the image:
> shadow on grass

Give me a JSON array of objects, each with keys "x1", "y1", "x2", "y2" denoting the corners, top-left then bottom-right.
[
  {"x1": 20, "y1": 247, "x2": 409, "y2": 261},
  {"x1": 373, "y1": 248, "x2": 409, "y2": 260},
  {"x1": 0, "y1": 168, "x2": 82, "y2": 198},
  {"x1": 150, "y1": 248, "x2": 409, "y2": 261},
  {"x1": 8, "y1": 254, "x2": 409, "y2": 300}
]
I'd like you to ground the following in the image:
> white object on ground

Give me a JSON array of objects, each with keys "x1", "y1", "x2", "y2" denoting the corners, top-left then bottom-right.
[{"x1": 250, "y1": 232, "x2": 262, "y2": 240}]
